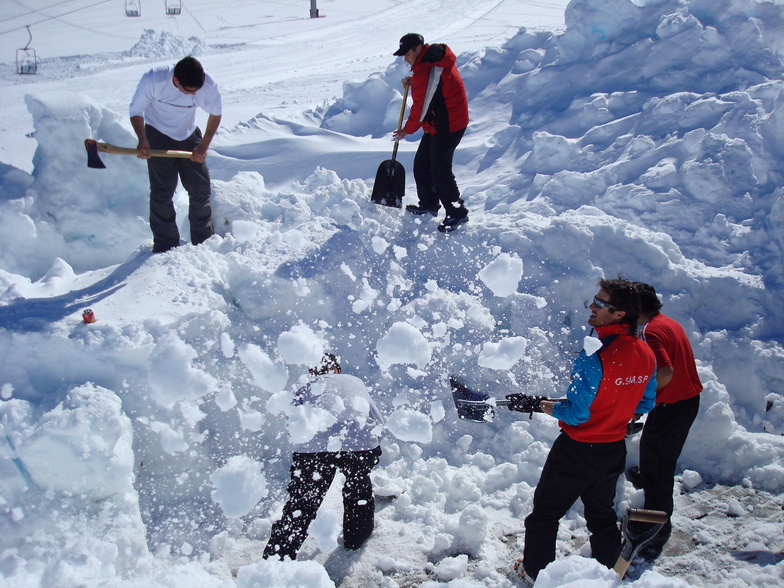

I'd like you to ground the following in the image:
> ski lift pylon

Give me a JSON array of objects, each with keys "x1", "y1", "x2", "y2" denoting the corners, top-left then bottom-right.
[
  {"x1": 16, "y1": 26, "x2": 37, "y2": 75},
  {"x1": 125, "y1": 0, "x2": 141, "y2": 17},
  {"x1": 165, "y1": 0, "x2": 181, "y2": 15}
]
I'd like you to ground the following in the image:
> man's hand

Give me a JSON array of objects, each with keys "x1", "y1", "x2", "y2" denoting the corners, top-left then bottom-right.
[
  {"x1": 402, "y1": 76, "x2": 412, "y2": 88},
  {"x1": 392, "y1": 129, "x2": 408, "y2": 141},
  {"x1": 505, "y1": 393, "x2": 545, "y2": 414},
  {"x1": 191, "y1": 142, "x2": 208, "y2": 163},
  {"x1": 136, "y1": 140, "x2": 151, "y2": 159},
  {"x1": 130, "y1": 115, "x2": 150, "y2": 159},
  {"x1": 540, "y1": 400, "x2": 558, "y2": 416}
]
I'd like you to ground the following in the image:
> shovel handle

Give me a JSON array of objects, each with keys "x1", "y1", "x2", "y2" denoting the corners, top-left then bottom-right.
[
  {"x1": 627, "y1": 508, "x2": 668, "y2": 524},
  {"x1": 94, "y1": 140, "x2": 193, "y2": 159},
  {"x1": 391, "y1": 84, "x2": 410, "y2": 160},
  {"x1": 455, "y1": 399, "x2": 512, "y2": 406}
]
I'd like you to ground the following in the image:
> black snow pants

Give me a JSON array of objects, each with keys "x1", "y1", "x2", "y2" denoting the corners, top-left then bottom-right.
[
  {"x1": 413, "y1": 128, "x2": 465, "y2": 214},
  {"x1": 263, "y1": 446, "x2": 382, "y2": 560},
  {"x1": 523, "y1": 432, "x2": 626, "y2": 579},
  {"x1": 638, "y1": 394, "x2": 700, "y2": 545}
]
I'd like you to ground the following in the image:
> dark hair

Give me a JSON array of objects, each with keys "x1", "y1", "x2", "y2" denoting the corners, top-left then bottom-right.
[
  {"x1": 634, "y1": 282, "x2": 663, "y2": 315},
  {"x1": 173, "y1": 56, "x2": 205, "y2": 90},
  {"x1": 309, "y1": 353, "x2": 341, "y2": 376},
  {"x1": 599, "y1": 278, "x2": 640, "y2": 335}
]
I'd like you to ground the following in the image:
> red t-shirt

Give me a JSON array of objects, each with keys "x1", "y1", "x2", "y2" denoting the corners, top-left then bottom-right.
[{"x1": 641, "y1": 313, "x2": 702, "y2": 404}]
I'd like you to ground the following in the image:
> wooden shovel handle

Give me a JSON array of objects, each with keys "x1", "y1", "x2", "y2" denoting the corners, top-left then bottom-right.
[
  {"x1": 627, "y1": 508, "x2": 668, "y2": 524},
  {"x1": 391, "y1": 84, "x2": 410, "y2": 160},
  {"x1": 95, "y1": 141, "x2": 193, "y2": 159}
]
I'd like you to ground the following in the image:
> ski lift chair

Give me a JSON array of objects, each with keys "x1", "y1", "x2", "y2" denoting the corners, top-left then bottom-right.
[
  {"x1": 165, "y1": 0, "x2": 181, "y2": 15},
  {"x1": 16, "y1": 48, "x2": 37, "y2": 74},
  {"x1": 16, "y1": 26, "x2": 37, "y2": 75},
  {"x1": 125, "y1": 0, "x2": 141, "y2": 17}
]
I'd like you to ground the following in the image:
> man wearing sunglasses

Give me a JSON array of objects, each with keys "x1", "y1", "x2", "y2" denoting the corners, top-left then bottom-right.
[{"x1": 514, "y1": 279, "x2": 657, "y2": 586}]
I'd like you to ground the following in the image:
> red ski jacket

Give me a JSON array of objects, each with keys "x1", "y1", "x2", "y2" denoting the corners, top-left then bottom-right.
[
  {"x1": 556, "y1": 323, "x2": 657, "y2": 443},
  {"x1": 641, "y1": 313, "x2": 702, "y2": 404},
  {"x1": 403, "y1": 43, "x2": 469, "y2": 136}
]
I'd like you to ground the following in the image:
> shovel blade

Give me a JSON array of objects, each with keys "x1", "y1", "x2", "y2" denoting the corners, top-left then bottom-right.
[
  {"x1": 449, "y1": 375, "x2": 495, "y2": 423},
  {"x1": 614, "y1": 508, "x2": 668, "y2": 578},
  {"x1": 370, "y1": 159, "x2": 404, "y2": 208}
]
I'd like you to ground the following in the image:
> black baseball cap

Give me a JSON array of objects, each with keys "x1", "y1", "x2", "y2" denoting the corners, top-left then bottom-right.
[{"x1": 393, "y1": 33, "x2": 424, "y2": 56}]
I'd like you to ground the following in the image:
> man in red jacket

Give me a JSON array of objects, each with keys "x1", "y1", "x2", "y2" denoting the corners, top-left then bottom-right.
[
  {"x1": 392, "y1": 33, "x2": 469, "y2": 233},
  {"x1": 629, "y1": 282, "x2": 702, "y2": 560},
  {"x1": 513, "y1": 279, "x2": 657, "y2": 585}
]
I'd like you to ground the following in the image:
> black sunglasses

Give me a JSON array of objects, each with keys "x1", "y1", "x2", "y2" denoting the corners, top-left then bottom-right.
[{"x1": 592, "y1": 295, "x2": 617, "y2": 310}]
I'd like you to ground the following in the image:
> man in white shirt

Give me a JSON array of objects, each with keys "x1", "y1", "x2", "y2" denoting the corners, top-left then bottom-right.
[
  {"x1": 263, "y1": 353, "x2": 385, "y2": 560},
  {"x1": 129, "y1": 56, "x2": 222, "y2": 253}
]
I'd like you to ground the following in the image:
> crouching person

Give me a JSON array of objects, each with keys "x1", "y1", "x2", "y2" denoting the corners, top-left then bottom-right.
[{"x1": 263, "y1": 353, "x2": 385, "y2": 560}]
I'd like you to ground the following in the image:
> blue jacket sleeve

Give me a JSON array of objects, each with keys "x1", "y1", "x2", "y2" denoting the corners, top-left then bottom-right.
[
  {"x1": 634, "y1": 365, "x2": 657, "y2": 414},
  {"x1": 552, "y1": 351, "x2": 602, "y2": 425}
]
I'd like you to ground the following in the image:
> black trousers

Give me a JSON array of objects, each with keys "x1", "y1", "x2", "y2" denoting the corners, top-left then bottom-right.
[
  {"x1": 146, "y1": 125, "x2": 214, "y2": 251},
  {"x1": 263, "y1": 446, "x2": 382, "y2": 560},
  {"x1": 523, "y1": 433, "x2": 626, "y2": 578},
  {"x1": 638, "y1": 394, "x2": 700, "y2": 543},
  {"x1": 413, "y1": 128, "x2": 465, "y2": 213}
]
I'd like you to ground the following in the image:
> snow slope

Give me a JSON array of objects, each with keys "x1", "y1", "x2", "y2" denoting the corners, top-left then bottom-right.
[{"x1": 1, "y1": 1, "x2": 783, "y2": 587}]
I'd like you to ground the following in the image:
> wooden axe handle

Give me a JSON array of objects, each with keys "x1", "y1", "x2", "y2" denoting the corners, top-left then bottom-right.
[{"x1": 96, "y1": 141, "x2": 193, "y2": 159}]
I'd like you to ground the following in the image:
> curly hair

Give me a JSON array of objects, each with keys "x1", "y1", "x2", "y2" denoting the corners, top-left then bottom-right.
[{"x1": 598, "y1": 278, "x2": 640, "y2": 335}]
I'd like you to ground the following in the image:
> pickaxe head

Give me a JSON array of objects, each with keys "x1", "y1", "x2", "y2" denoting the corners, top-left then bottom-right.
[{"x1": 84, "y1": 139, "x2": 106, "y2": 169}]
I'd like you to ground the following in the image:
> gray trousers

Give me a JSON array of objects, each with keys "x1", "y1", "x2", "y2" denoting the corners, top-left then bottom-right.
[{"x1": 146, "y1": 124, "x2": 214, "y2": 252}]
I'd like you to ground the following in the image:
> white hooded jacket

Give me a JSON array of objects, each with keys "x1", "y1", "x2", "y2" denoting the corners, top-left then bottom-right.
[{"x1": 289, "y1": 373, "x2": 384, "y2": 453}]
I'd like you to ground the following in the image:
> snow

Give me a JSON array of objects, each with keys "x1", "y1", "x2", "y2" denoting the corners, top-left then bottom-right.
[{"x1": 1, "y1": 0, "x2": 784, "y2": 587}]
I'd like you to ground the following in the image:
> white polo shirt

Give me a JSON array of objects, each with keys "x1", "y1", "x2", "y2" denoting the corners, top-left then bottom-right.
[{"x1": 129, "y1": 65, "x2": 222, "y2": 140}]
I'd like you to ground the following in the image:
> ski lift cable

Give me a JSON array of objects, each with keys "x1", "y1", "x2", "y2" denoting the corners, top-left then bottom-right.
[
  {"x1": 0, "y1": 0, "x2": 116, "y2": 37},
  {"x1": 183, "y1": 3, "x2": 208, "y2": 35},
  {"x1": 0, "y1": 0, "x2": 77, "y2": 26}
]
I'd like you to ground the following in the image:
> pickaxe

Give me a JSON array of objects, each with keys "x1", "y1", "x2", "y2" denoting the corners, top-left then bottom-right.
[{"x1": 84, "y1": 139, "x2": 193, "y2": 169}]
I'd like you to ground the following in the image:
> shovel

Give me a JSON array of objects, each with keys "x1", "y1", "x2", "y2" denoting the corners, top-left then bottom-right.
[
  {"x1": 449, "y1": 374, "x2": 555, "y2": 422},
  {"x1": 84, "y1": 139, "x2": 193, "y2": 169},
  {"x1": 449, "y1": 375, "x2": 644, "y2": 437},
  {"x1": 614, "y1": 508, "x2": 668, "y2": 578},
  {"x1": 370, "y1": 84, "x2": 409, "y2": 208},
  {"x1": 449, "y1": 374, "x2": 513, "y2": 422}
]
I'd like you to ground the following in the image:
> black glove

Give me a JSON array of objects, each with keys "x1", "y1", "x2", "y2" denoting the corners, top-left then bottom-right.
[{"x1": 505, "y1": 393, "x2": 545, "y2": 413}]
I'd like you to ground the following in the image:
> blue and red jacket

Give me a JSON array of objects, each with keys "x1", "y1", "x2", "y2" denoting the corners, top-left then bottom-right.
[
  {"x1": 555, "y1": 323, "x2": 657, "y2": 443},
  {"x1": 404, "y1": 43, "x2": 469, "y2": 136}
]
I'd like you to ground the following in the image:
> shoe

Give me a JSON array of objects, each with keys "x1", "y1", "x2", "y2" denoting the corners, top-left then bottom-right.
[
  {"x1": 405, "y1": 204, "x2": 439, "y2": 216},
  {"x1": 152, "y1": 243, "x2": 178, "y2": 253},
  {"x1": 512, "y1": 559, "x2": 535, "y2": 586},
  {"x1": 626, "y1": 466, "x2": 644, "y2": 489},
  {"x1": 437, "y1": 206, "x2": 468, "y2": 233},
  {"x1": 638, "y1": 542, "x2": 664, "y2": 562}
]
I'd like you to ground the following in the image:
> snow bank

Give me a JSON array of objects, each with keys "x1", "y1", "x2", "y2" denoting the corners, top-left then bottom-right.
[
  {"x1": 0, "y1": 384, "x2": 152, "y2": 583},
  {"x1": 127, "y1": 29, "x2": 207, "y2": 60},
  {"x1": 0, "y1": 92, "x2": 151, "y2": 279}
]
